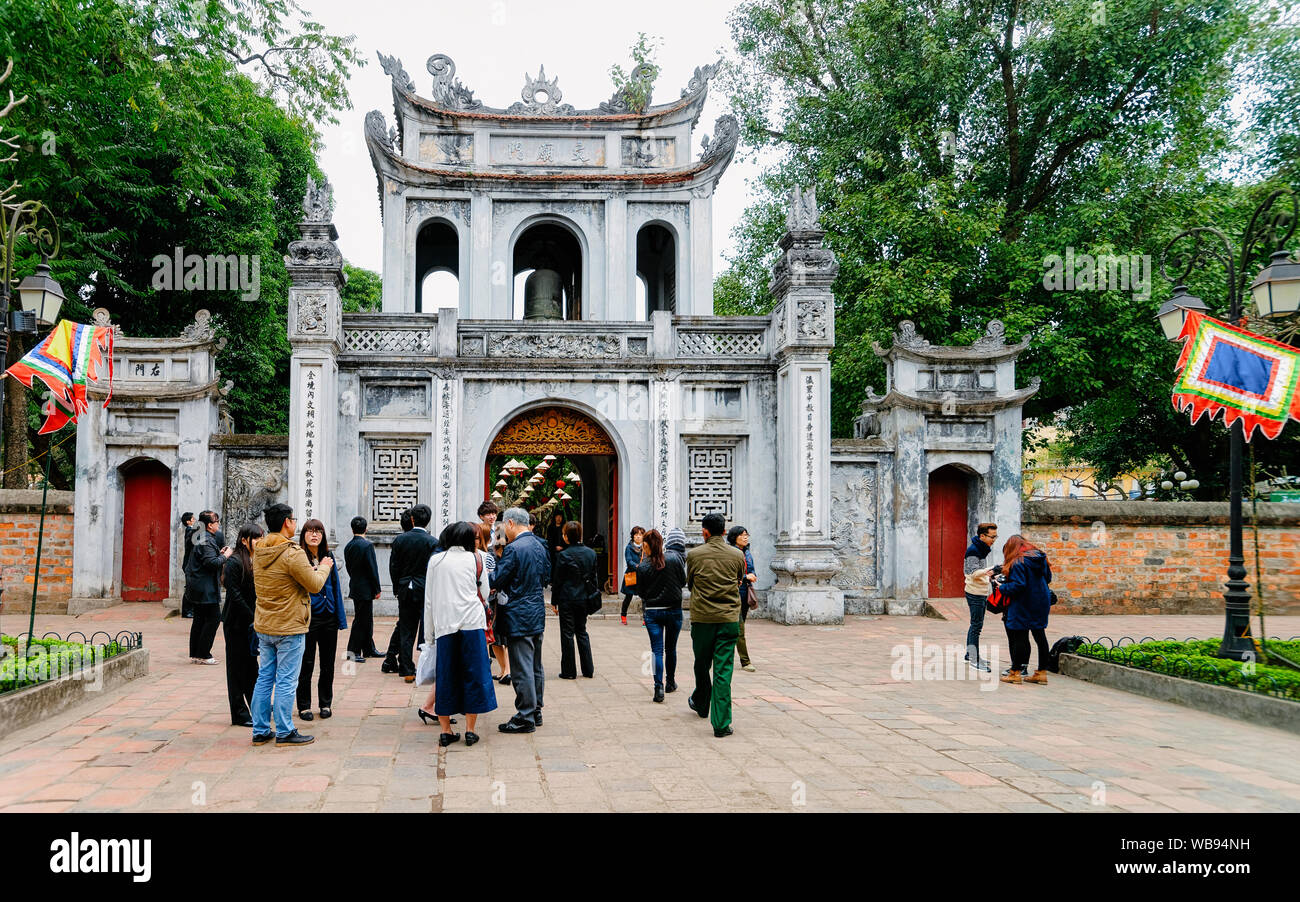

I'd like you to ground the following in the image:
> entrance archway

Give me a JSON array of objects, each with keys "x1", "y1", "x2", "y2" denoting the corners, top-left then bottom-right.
[
  {"x1": 120, "y1": 458, "x2": 171, "y2": 601},
  {"x1": 485, "y1": 406, "x2": 619, "y2": 591},
  {"x1": 927, "y1": 465, "x2": 970, "y2": 598}
]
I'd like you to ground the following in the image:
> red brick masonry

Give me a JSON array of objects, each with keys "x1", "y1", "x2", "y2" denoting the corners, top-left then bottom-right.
[
  {"x1": 0, "y1": 490, "x2": 75, "y2": 615},
  {"x1": 1022, "y1": 500, "x2": 1300, "y2": 615}
]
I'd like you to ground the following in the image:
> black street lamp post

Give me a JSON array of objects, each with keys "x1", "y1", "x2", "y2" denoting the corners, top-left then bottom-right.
[
  {"x1": 1158, "y1": 188, "x2": 1299, "y2": 661},
  {"x1": 0, "y1": 199, "x2": 63, "y2": 459}
]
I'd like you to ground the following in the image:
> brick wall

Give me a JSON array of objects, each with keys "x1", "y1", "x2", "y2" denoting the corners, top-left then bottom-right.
[
  {"x1": 1022, "y1": 500, "x2": 1300, "y2": 615},
  {"x1": 0, "y1": 490, "x2": 75, "y2": 617}
]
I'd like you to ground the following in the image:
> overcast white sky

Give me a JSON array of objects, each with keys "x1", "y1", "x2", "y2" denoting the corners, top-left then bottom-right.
[{"x1": 300, "y1": 0, "x2": 765, "y2": 278}]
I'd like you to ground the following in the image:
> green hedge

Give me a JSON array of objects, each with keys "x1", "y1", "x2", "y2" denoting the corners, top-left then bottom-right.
[
  {"x1": 1076, "y1": 639, "x2": 1300, "y2": 702},
  {"x1": 0, "y1": 634, "x2": 127, "y2": 694}
]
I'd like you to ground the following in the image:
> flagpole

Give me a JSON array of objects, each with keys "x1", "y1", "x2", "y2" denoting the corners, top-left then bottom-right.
[
  {"x1": 1161, "y1": 188, "x2": 1297, "y2": 662},
  {"x1": 24, "y1": 426, "x2": 58, "y2": 659}
]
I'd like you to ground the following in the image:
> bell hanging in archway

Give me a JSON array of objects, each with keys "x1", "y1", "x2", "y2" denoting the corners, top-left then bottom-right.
[{"x1": 523, "y1": 268, "x2": 563, "y2": 320}]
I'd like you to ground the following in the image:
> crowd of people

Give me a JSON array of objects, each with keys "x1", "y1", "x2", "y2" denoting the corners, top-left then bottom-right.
[{"x1": 182, "y1": 496, "x2": 765, "y2": 747}]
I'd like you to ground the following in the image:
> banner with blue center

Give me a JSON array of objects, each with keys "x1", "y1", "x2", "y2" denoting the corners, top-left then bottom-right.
[{"x1": 1171, "y1": 309, "x2": 1300, "y2": 441}]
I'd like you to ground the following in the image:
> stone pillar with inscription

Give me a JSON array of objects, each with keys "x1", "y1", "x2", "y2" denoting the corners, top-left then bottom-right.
[
  {"x1": 767, "y1": 188, "x2": 844, "y2": 624},
  {"x1": 286, "y1": 176, "x2": 345, "y2": 537}
]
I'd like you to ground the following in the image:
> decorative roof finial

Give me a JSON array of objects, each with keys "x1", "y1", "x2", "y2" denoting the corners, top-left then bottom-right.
[
  {"x1": 787, "y1": 186, "x2": 820, "y2": 232},
  {"x1": 302, "y1": 175, "x2": 334, "y2": 223}
]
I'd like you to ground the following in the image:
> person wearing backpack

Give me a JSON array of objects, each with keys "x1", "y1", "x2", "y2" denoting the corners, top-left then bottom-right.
[
  {"x1": 963, "y1": 523, "x2": 998, "y2": 673},
  {"x1": 997, "y1": 534, "x2": 1054, "y2": 685},
  {"x1": 551, "y1": 520, "x2": 598, "y2": 680}
]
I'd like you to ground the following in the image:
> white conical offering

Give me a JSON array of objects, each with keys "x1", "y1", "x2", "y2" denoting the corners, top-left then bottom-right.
[
  {"x1": 559, "y1": 492, "x2": 572, "y2": 501},
  {"x1": 563, "y1": 471, "x2": 579, "y2": 482},
  {"x1": 543, "y1": 454, "x2": 557, "y2": 462},
  {"x1": 536, "y1": 461, "x2": 551, "y2": 472}
]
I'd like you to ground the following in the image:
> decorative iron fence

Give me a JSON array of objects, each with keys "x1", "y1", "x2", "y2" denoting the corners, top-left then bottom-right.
[
  {"x1": 0, "y1": 631, "x2": 144, "y2": 695},
  {"x1": 1070, "y1": 635, "x2": 1300, "y2": 702}
]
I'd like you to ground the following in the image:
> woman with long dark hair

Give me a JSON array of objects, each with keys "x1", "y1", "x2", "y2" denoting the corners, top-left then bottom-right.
[
  {"x1": 997, "y1": 534, "x2": 1054, "y2": 685},
  {"x1": 222, "y1": 522, "x2": 264, "y2": 726},
  {"x1": 620, "y1": 526, "x2": 646, "y2": 625},
  {"x1": 727, "y1": 526, "x2": 759, "y2": 673},
  {"x1": 635, "y1": 528, "x2": 687, "y2": 703},
  {"x1": 420, "y1": 521, "x2": 497, "y2": 747},
  {"x1": 297, "y1": 518, "x2": 348, "y2": 719}
]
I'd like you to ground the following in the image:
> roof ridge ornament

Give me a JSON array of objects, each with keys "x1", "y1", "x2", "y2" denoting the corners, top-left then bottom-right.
[
  {"x1": 377, "y1": 52, "x2": 415, "y2": 94},
  {"x1": 302, "y1": 175, "x2": 334, "y2": 223},
  {"x1": 508, "y1": 65, "x2": 576, "y2": 116},
  {"x1": 426, "y1": 53, "x2": 482, "y2": 111},
  {"x1": 699, "y1": 114, "x2": 740, "y2": 165},
  {"x1": 682, "y1": 60, "x2": 723, "y2": 98}
]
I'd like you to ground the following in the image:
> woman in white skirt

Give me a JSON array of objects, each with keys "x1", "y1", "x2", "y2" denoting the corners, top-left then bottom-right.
[{"x1": 420, "y1": 521, "x2": 498, "y2": 747}]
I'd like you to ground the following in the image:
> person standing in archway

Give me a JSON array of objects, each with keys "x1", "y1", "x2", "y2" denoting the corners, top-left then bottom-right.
[{"x1": 620, "y1": 526, "x2": 646, "y2": 625}]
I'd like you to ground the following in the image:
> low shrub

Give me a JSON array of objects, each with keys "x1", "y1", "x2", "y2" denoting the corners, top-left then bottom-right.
[
  {"x1": 0, "y1": 634, "x2": 129, "y2": 694},
  {"x1": 1076, "y1": 639, "x2": 1300, "y2": 702}
]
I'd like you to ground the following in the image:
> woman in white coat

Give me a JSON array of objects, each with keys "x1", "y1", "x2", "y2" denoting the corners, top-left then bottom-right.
[{"x1": 421, "y1": 521, "x2": 498, "y2": 747}]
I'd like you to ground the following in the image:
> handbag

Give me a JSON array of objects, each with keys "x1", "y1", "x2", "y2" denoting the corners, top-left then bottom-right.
[
  {"x1": 584, "y1": 561, "x2": 603, "y2": 616},
  {"x1": 415, "y1": 641, "x2": 437, "y2": 686},
  {"x1": 474, "y1": 552, "x2": 495, "y2": 645},
  {"x1": 623, "y1": 570, "x2": 636, "y2": 588},
  {"x1": 985, "y1": 584, "x2": 1009, "y2": 615},
  {"x1": 745, "y1": 583, "x2": 758, "y2": 610}
]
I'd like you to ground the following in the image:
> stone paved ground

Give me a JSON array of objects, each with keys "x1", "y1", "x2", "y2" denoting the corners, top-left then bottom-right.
[{"x1": 3, "y1": 601, "x2": 1300, "y2": 813}]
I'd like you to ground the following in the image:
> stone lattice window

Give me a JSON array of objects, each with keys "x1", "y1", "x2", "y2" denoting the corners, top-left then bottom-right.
[
  {"x1": 687, "y1": 445, "x2": 734, "y2": 524},
  {"x1": 370, "y1": 442, "x2": 420, "y2": 522}
]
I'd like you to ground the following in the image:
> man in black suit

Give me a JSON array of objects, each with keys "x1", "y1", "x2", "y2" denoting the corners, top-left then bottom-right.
[
  {"x1": 186, "y1": 510, "x2": 231, "y2": 662},
  {"x1": 382, "y1": 504, "x2": 439, "y2": 682},
  {"x1": 180, "y1": 512, "x2": 197, "y2": 618},
  {"x1": 343, "y1": 516, "x2": 383, "y2": 662}
]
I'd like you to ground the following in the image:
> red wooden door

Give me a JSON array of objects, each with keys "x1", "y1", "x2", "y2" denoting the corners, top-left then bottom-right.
[
  {"x1": 121, "y1": 460, "x2": 171, "y2": 601},
  {"x1": 607, "y1": 457, "x2": 618, "y2": 592},
  {"x1": 927, "y1": 467, "x2": 968, "y2": 597}
]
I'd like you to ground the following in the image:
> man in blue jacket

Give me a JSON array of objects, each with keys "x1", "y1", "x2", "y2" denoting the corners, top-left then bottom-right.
[{"x1": 491, "y1": 507, "x2": 551, "y2": 733}]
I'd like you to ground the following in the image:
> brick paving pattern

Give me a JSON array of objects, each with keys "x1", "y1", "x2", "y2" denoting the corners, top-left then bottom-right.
[{"x1": 2, "y1": 601, "x2": 1299, "y2": 812}]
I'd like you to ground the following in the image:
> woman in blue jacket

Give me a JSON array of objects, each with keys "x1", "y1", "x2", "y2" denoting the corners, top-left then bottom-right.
[
  {"x1": 297, "y1": 518, "x2": 348, "y2": 719},
  {"x1": 998, "y1": 534, "x2": 1053, "y2": 685},
  {"x1": 620, "y1": 526, "x2": 646, "y2": 625}
]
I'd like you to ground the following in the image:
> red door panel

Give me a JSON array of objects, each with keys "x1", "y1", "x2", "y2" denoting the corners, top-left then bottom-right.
[
  {"x1": 927, "y1": 468, "x2": 968, "y2": 597},
  {"x1": 121, "y1": 461, "x2": 171, "y2": 601}
]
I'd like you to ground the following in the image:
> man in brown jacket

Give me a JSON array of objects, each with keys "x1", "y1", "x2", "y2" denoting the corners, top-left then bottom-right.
[
  {"x1": 250, "y1": 503, "x2": 331, "y2": 747},
  {"x1": 686, "y1": 512, "x2": 746, "y2": 737}
]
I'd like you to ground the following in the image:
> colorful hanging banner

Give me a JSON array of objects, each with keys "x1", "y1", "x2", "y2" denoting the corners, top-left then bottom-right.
[
  {"x1": 4, "y1": 320, "x2": 114, "y2": 433},
  {"x1": 1171, "y1": 309, "x2": 1300, "y2": 442}
]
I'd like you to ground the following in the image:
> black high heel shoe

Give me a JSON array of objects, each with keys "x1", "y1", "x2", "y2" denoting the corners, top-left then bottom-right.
[
  {"x1": 417, "y1": 709, "x2": 456, "y2": 725},
  {"x1": 465, "y1": 731, "x2": 480, "y2": 746},
  {"x1": 439, "y1": 732, "x2": 461, "y2": 747}
]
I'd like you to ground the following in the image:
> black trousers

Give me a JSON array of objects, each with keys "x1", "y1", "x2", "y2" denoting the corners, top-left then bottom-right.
[
  {"x1": 384, "y1": 590, "x2": 424, "y2": 676},
  {"x1": 222, "y1": 620, "x2": 258, "y2": 723},
  {"x1": 188, "y1": 604, "x2": 220, "y2": 658},
  {"x1": 1006, "y1": 626, "x2": 1051, "y2": 672},
  {"x1": 297, "y1": 612, "x2": 338, "y2": 710},
  {"x1": 620, "y1": 590, "x2": 636, "y2": 617},
  {"x1": 347, "y1": 597, "x2": 377, "y2": 656},
  {"x1": 557, "y1": 603, "x2": 594, "y2": 678},
  {"x1": 181, "y1": 585, "x2": 195, "y2": 618}
]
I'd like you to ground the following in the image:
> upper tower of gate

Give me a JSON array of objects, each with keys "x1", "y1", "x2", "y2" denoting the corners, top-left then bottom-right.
[{"x1": 364, "y1": 51, "x2": 738, "y2": 320}]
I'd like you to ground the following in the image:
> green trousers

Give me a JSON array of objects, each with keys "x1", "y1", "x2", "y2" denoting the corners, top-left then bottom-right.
[{"x1": 690, "y1": 621, "x2": 740, "y2": 733}]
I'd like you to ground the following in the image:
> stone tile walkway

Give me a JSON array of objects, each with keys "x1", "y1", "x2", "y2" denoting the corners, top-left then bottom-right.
[{"x1": 3, "y1": 602, "x2": 1300, "y2": 812}]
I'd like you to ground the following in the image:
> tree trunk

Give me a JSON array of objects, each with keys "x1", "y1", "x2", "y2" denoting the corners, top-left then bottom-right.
[{"x1": 2, "y1": 333, "x2": 29, "y2": 489}]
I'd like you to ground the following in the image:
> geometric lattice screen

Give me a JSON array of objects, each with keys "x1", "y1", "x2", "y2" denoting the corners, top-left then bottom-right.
[
  {"x1": 370, "y1": 442, "x2": 420, "y2": 522},
  {"x1": 686, "y1": 445, "x2": 734, "y2": 523}
]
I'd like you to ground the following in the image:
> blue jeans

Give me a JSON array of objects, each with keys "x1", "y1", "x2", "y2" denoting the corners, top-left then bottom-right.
[
  {"x1": 252, "y1": 632, "x2": 306, "y2": 738},
  {"x1": 644, "y1": 608, "x2": 682, "y2": 689},
  {"x1": 964, "y1": 593, "x2": 987, "y2": 663}
]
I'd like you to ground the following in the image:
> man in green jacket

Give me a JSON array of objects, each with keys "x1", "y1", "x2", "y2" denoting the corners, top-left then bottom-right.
[
  {"x1": 250, "y1": 503, "x2": 331, "y2": 747},
  {"x1": 686, "y1": 512, "x2": 747, "y2": 737}
]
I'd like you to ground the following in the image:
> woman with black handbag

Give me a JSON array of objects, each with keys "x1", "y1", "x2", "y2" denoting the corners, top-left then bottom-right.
[{"x1": 635, "y1": 528, "x2": 687, "y2": 703}]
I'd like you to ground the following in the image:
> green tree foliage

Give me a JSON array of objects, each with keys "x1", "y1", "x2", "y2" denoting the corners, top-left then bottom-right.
[
  {"x1": 0, "y1": 0, "x2": 361, "y2": 446},
  {"x1": 341, "y1": 264, "x2": 382, "y2": 313},
  {"x1": 718, "y1": 0, "x2": 1300, "y2": 496},
  {"x1": 608, "y1": 33, "x2": 663, "y2": 113}
]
